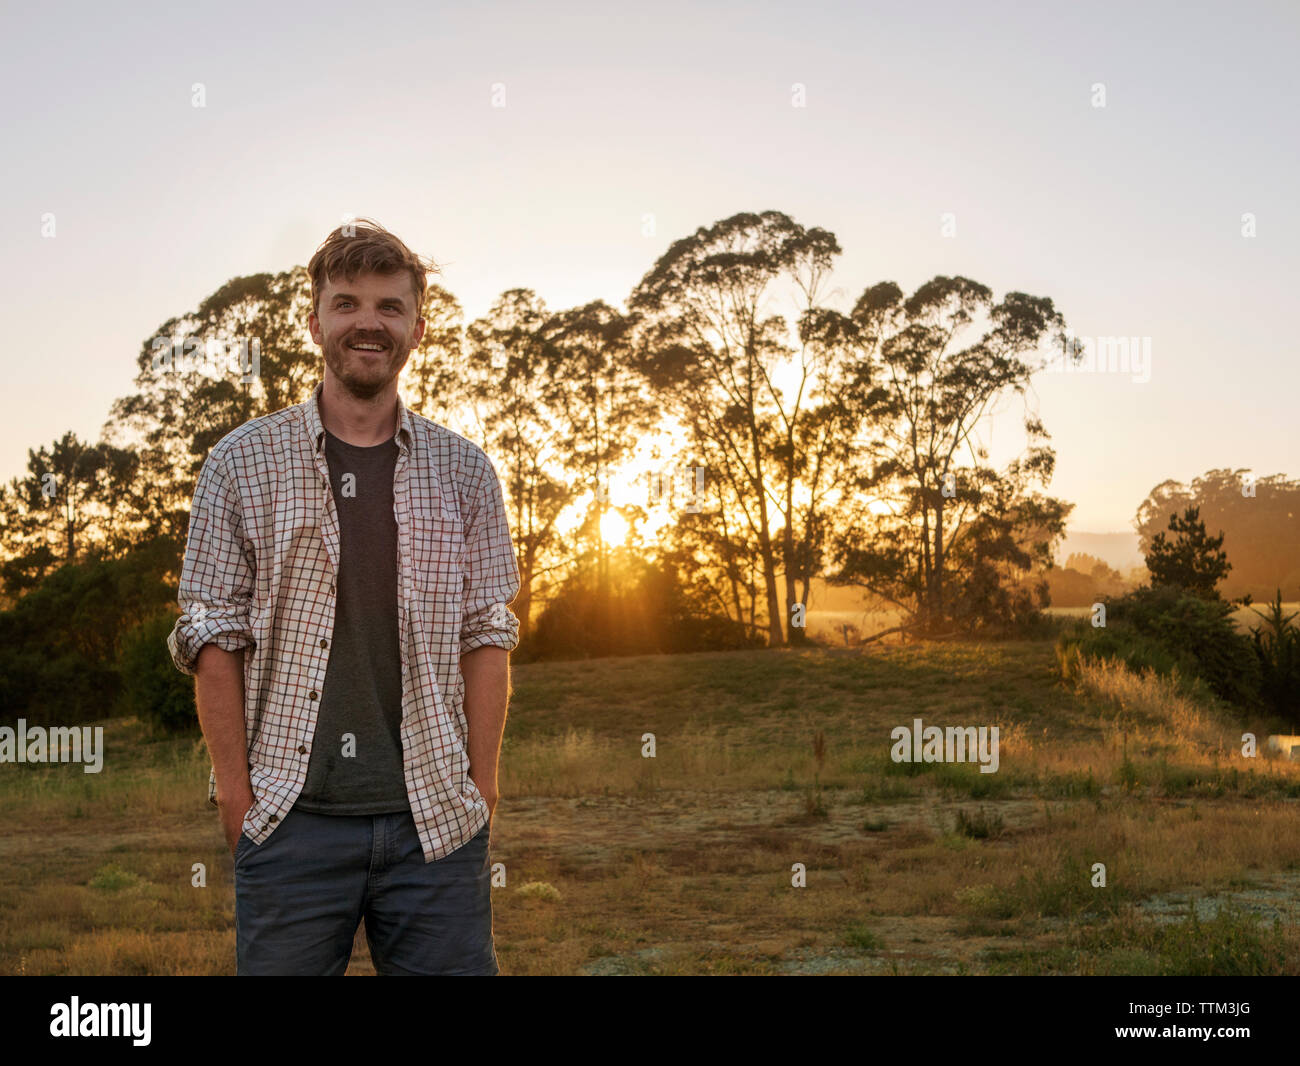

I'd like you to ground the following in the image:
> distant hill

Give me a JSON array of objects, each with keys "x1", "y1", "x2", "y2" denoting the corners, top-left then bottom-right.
[{"x1": 1058, "y1": 531, "x2": 1143, "y2": 573}]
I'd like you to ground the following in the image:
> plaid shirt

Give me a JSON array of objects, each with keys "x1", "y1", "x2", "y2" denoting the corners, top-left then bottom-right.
[{"x1": 167, "y1": 382, "x2": 520, "y2": 862}]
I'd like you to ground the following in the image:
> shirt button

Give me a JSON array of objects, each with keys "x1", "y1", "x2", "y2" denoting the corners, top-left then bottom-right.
[
  {"x1": 319, "y1": 638, "x2": 329, "y2": 649},
  {"x1": 308, "y1": 690, "x2": 319, "y2": 700},
  {"x1": 298, "y1": 745, "x2": 308, "y2": 754},
  {"x1": 268, "y1": 815, "x2": 278, "y2": 823}
]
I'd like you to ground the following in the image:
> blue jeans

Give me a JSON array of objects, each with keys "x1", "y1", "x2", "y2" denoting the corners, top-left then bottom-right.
[{"x1": 234, "y1": 807, "x2": 498, "y2": 975}]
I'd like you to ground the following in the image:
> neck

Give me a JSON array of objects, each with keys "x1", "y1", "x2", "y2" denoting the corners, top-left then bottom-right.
[{"x1": 319, "y1": 374, "x2": 399, "y2": 446}]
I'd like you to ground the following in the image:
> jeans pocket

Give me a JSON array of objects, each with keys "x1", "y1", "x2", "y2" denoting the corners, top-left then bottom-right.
[{"x1": 234, "y1": 831, "x2": 254, "y2": 864}]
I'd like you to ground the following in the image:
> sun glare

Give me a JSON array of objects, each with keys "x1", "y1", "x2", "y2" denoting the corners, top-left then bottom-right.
[{"x1": 600, "y1": 509, "x2": 630, "y2": 546}]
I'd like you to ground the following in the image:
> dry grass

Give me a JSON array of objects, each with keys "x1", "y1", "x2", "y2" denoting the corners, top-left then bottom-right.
[{"x1": 3, "y1": 639, "x2": 1299, "y2": 975}]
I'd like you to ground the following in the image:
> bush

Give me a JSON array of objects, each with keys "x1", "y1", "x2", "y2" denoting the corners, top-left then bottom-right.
[
  {"x1": 0, "y1": 641, "x2": 119, "y2": 726},
  {"x1": 1111, "y1": 585, "x2": 1258, "y2": 704},
  {"x1": 953, "y1": 807, "x2": 1005, "y2": 839},
  {"x1": 1056, "y1": 624, "x2": 1185, "y2": 684},
  {"x1": 1248, "y1": 591, "x2": 1300, "y2": 725},
  {"x1": 116, "y1": 612, "x2": 198, "y2": 734},
  {"x1": 0, "y1": 542, "x2": 177, "y2": 725},
  {"x1": 1057, "y1": 585, "x2": 1259, "y2": 707},
  {"x1": 521, "y1": 558, "x2": 759, "y2": 660}
]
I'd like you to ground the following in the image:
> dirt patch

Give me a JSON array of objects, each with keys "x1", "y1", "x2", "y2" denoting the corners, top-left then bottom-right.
[{"x1": 1135, "y1": 872, "x2": 1300, "y2": 927}]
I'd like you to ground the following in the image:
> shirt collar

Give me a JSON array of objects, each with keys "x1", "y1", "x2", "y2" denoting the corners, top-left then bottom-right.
[{"x1": 304, "y1": 380, "x2": 413, "y2": 456}]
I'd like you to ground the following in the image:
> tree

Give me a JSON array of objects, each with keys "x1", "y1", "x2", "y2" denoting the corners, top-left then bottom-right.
[
  {"x1": 102, "y1": 267, "x2": 319, "y2": 548},
  {"x1": 656, "y1": 461, "x2": 767, "y2": 639},
  {"x1": 1048, "y1": 552, "x2": 1129, "y2": 608},
  {"x1": 463, "y1": 289, "x2": 573, "y2": 642},
  {"x1": 1136, "y1": 469, "x2": 1300, "y2": 601},
  {"x1": 824, "y1": 276, "x2": 1070, "y2": 635},
  {"x1": 537, "y1": 300, "x2": 654, "y2": 602},
  {"x1": 401, "y1": 281, "x2": 473, "y2": 426},
  {"x1": 1248, "y1": 591, "x2": 1300, "y2": 723},
  {"x1": 0, "y1": 433, "x2": 141, "y2": 596},
  {"x1": 1144, "y1": 505, "x2": 1232, "y2": 599},
  {"x1": 0, "y1": 541, "x2": 178, "y2": 724},
  {"x1": 629, "y1": 210, "x2": 844, "y2": 646},
  {"x1": 1064, "y1": 552, "x2": 1121, "y2": 583},
  {"x1": 943, "y1": 466, "x2": 1072, "y2": 634}
]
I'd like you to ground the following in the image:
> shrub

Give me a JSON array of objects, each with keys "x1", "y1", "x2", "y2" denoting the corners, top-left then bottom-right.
[
  {"x1": 1056, "y1": 624, "x2": 1184, "y2": 684},
  {"x1": 116, "y1": 612, "x2": 198, "y2": 735},
  {"x1": 1248, "y1": 590, "x2": 1300, "y2": 725},
  {"x1": 89, "y1": 863, "x2": 141, "y2": 892},
  {"x1": 0, "y1": 542, "x2": 177, "y2": 725},
  {"x1": 0, "y1": 643, "x2": 119, "y2": 725},
  {"x1": 522, "y1": 559, "x2": 759, "y2": 660},
  {"x1": 1057, "y1": 585, "x2": 1259, "y2": 708},
  {"x1": 953, "y1": 807, "x2": 1005, "y2": 839}
]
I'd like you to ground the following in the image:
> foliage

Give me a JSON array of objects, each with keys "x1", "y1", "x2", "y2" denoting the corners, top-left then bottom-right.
[
  {"x1": 521, "y1": 556, "x2": 758, "y2": 660},
  {"x1": 0, "y1": 433, "x2": 142, "y2": 595},
  {"x1": 1057, "y1": 584, "x2": 1259, "y2": 707},
  {"x1": 1056, "y1": 625, "x2": 1185, "y2": 686},
  {"x1": 1046, "y1": 553, "x2": 1130, "y2": 608},
  {"x1": 1144, "y1": 506, "x2": 1231, "y2": 599},
  {"x1": 1135, "y1": 469, "x2": 1300, "y2": 602},
  {"x1": 0, "y1": 542, "x2": 178, "y2": 724},
  {"x1": 1248, "y1": 590, "x2": 1300, "y2": 724},
  {"x1": 942, "y1": 473, "x2": 1070, "y2": 636},
  {"x1": 822, "y1": 276, "x2": 1073, "y2": 635},
  {"x1": 630, "y1": 210, "x2": 847, "y2": 647},
  {"x1": 116, "y1": 612, "x2": 198, "y2": 735},
  {"x1": 537, "y1": 300, "x2": 656, "y2": 606},
  {"x1": 463, "y1": 289, "x2": 574, "y2": 642}
]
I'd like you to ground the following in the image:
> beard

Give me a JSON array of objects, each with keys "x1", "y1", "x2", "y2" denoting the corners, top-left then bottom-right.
[{"x1": 323, "y1": 328, "x2": 411, "y2": 400}]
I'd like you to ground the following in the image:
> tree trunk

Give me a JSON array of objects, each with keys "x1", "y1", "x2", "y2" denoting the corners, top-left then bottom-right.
[
  {"x1": 784, "y1": 520, "x2": 805, "y2": 645},
  {"x1": 933, "y1": 493, "x2": 945, "y2": 625},
  {"x1": 515, "y1": 546, "x2": 535, "y2": 644}
]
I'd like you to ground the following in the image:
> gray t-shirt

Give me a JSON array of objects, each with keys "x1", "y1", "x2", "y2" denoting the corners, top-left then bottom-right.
[{"x1": 294, "y1": 429, "x2": 409, "y2": 814}]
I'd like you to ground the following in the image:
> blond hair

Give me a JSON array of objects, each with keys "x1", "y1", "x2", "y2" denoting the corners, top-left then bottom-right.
[{"x1": 307, "y1": 217, "x2": 437, "y2": 317}]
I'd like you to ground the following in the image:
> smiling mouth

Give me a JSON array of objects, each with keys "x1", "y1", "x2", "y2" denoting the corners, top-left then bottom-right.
[{"x1": 349, "y1": 341, "x2": 388, "y2": 352}]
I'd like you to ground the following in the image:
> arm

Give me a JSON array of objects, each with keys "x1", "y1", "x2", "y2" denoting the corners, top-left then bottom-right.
[
  {"x1": 458, "y1": 449, "x2": 521, "y2": 827},
  {"x1": 462, "y1": 646, "x2": 509, "y2": 826},
  {"x1": 166, "y1": 448, "x2": 256, "y2": 853},
  {"x1": 196, "y1": 645, "x2": 253, "y2": 854}
]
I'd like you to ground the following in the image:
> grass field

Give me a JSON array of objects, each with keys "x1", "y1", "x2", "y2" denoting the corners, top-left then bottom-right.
[{"x1": 2, "y1": 638, "x2": 1299, "y2": 975}]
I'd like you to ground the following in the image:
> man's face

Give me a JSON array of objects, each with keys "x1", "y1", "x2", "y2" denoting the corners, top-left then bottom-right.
[{"x1": 309, "y1": 271, "x2": 425, "y2": 399}]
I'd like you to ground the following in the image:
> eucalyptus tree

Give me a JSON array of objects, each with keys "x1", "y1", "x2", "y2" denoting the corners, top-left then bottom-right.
[
  {"x1": 463, "y1": 289, "x2": 572, "y2": 642},
  {"x1": 629, "y1": 210, "x2": 844, "y2": 646},
  {"x1": 817, "y1": 276, "x2": 1071, "y2": 634},
  {"x1": 537, "y1": 300, "x2": 654, "y2": 599}
]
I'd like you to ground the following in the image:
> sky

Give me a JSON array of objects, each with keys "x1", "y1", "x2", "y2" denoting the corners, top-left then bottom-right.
[{"x1": 1, "y1": 0, "x2": 1296, "y2": 533}]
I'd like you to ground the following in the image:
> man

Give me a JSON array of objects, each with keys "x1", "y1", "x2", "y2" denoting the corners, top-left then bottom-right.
[{"x1": 167, "y1": 218, "x2": 520, "y2": 976}]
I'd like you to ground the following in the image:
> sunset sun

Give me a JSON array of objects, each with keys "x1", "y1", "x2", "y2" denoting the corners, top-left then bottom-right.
[{"x1": 599, "y1": 509, "x2": 629, "y2": 546}]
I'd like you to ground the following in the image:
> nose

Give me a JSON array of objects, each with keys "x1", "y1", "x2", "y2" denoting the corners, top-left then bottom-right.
[{"x1": 353, "y1": 306, "x2": 385, "y2": 334}]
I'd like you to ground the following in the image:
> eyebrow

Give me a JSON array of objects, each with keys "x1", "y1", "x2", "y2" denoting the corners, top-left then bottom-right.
[{"x1": 331, "y1": 292, "x2": 407, "y2": 308}]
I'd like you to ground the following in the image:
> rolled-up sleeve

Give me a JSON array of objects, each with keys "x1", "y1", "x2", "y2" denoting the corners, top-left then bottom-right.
[
  {"x1": 167, "y1": 448, "x2": 256, "y2": 675},
  {"x1": 460, "y1": 452, "x2": 521, "y2": 655}
]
